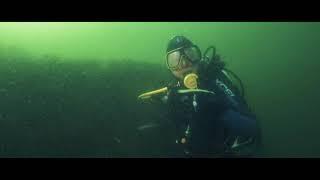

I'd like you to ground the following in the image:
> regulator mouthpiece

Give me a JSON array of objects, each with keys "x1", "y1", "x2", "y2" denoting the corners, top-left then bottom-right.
[{"x1": 183, "y1": 73, "x2": 198, "y2": 89}]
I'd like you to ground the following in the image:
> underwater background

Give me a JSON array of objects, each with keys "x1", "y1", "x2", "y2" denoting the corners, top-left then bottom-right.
[{"x1": 0, "y1": 22, "x2": 319, "y2": 157}]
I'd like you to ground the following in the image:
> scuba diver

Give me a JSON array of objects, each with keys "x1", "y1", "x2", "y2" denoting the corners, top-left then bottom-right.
[{"x1": 138, "y1": 35, "x2": 261, "y2": 158}]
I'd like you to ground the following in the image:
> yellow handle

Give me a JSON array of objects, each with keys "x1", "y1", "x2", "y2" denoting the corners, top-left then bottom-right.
[
  {"x1": 138, "y1": 73, "x2": 198, "y2": 100},
  {"x1": 138, "y1": 87, "x2": 168, "y2": 99}
]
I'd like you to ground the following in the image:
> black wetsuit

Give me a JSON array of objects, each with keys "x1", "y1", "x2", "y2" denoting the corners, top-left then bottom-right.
[{"x1": 161, "y1": 69, "x2": 261, "y2": 157}]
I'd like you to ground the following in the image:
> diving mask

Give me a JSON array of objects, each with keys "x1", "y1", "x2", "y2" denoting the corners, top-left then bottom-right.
[{"x1": 166, "y1": 45, "x2": 201, "y2": 70}]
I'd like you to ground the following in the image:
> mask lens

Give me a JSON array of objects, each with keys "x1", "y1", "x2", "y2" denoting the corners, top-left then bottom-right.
[
  {"x1": 184, "y1": 46, "x2": 201, "y2": 63},
  {"x1": 167, "y1": 51, "x2": 182, "y2": 69}
]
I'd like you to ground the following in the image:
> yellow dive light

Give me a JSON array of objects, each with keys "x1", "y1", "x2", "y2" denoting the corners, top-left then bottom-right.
[
  {"x1": 138, "y1": 73, "x2": 200, "y2": 100},
  {"x1": 138, "y1": 87, "x2": 168, "y2": 100}
]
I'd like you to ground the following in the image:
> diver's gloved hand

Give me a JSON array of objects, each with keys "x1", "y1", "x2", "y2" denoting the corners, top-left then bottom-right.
[{"x1": 166, "y1": 85, "x2": 180, "y2": 103}]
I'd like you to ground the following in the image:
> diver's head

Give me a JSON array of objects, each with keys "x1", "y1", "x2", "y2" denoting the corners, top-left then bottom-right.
[{"x1": 166, "y1": 36, "x2": 201, "y2": 80}]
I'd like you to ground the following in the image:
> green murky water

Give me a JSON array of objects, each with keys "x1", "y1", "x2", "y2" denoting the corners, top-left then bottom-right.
[{"x1": 0, "y1": 22, "x2": 319, "y2": 157}]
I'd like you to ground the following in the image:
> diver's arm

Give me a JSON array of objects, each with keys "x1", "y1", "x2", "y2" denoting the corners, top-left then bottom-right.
[
  {"x1": 223, "y1": 108, "x2": 259, "y2": 138},
  {"x1": 221, "y1": 109, "x2": 260, "y2": 157},
  {"x1": 212, "y1": 79, "x2": 261, "y2": 157},
  {"x1": 218, "y1": 94, "x2": 261, "y2": 157}
]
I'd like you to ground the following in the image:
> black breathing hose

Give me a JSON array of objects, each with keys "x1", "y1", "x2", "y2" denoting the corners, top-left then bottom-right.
[{"x1": 202, "y1": 46, "x2": 245, "y2": 98}]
